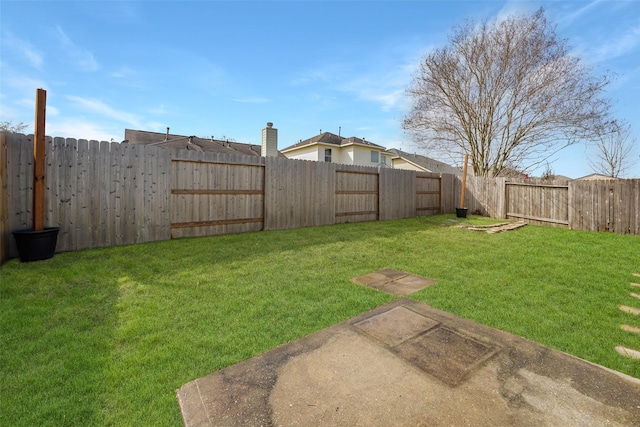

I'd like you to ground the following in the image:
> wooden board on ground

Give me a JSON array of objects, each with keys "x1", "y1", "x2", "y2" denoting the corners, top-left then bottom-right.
[{"x1": 467, "y1": 221, "x2": 527, "y2": 234}]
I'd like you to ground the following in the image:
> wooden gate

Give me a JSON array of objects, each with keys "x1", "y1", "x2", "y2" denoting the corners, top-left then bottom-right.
[
  {"x1": 416, "y1": 174, "x2": 441, "y2": 215},
  {"x1": 170, "y1": 158, "x2": 265, "y2": 238},
  {"x1": 506, "y1": 181, "x2": 569, "y2": 226},
  {"x1": 335, "y1": 169, "x2": 379, "y2": 223}
]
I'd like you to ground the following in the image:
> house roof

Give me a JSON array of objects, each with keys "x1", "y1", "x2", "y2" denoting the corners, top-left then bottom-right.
[
  {"x1": 123, "y1": 129, "x2": 285, "y2": 157},
  {"x1": 281, "y1": 131, "x2": 385, "y2": 152},
  {"x1": 388, "y1": 148, "x2": 462, "y2": 176},
  {"x1": 575, "y1": 173, "x2": 617, "y2": 180}
]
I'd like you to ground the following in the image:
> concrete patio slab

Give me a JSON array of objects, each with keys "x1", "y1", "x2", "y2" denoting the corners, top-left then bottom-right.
[
  {"x1": 351, "y1": 269, "x2": 437, "y2": 296},
  {"x1": 354, "y1": 305, "x2": 440, "y2": 346},
  {"x1": 177, "y1": 299, "x2": 640, "y2": 427}
]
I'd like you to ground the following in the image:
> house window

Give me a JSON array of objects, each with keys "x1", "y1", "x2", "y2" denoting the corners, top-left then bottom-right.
[
  {"x1": 381, "y1": 156, "x2": 387, "y2": 165},
  {"x1": 371, "y1": 150, "x2": 379, "y2": 163},
  {"x1": 324, "y1": 148, "x2": 332, "y2": 162}
]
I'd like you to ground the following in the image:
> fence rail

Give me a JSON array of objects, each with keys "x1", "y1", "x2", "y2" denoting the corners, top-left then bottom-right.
[
  {"x1": 460, "y1": 176, "x2": 639, "y2": 234},
  {"x1": 506, "y1": 181, "x2": 569, "y2": 226},
  {"x1": 0, "y1": 133, "x2": 444, "y2": 262},
  {"x1": 2, "y1": 131, "x2": 638, "y2": 264}
]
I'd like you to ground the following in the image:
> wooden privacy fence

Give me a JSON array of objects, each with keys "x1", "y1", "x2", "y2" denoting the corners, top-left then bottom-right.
[
  {"x1": 335, "y1": 169, "x2": 379, "y2": 223},
  {"x1": 459, "y1": 176, "x2": 640, "y2": 234},
  {"x1": 506, "y1": 181, "x2": 569, "y2": 226},
  {"x1": 569, "y1": 179, "x2": 640, "y2": 234},
  {"x1": 0, "y1": 133, "x2": 449, "y2": 262},
  {"x1": 170, "y1": 156, "x2": 265, "y2": 239},
  {"x1": 3, "y1": 131, "x2": 637, "y2": 263}
]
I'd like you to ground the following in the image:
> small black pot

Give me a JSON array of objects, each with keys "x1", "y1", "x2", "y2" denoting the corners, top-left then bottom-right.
[
  {"x1": 455, "y1": 208, "x2": 468, "y2": 218},
  {"x1": 12, "y1": 227, "x2": 60, "y2": 262}
]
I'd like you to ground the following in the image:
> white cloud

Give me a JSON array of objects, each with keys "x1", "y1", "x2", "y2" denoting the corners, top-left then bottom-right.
[
  {"x1": 588, "y1": 24, "x2": 640, "y2": 63},
  {"x1": 110, "y1": 66, "x2": 134, "y2": 79},
  {"x1": 290, "y1": 65, "x2": 348, "y2": 86},
  {"x1": 47, "y1": 118, "x2": 119, "y2": 142},
  {"x1": 290, "y1": 39, "x2": 427, "y2": 115},
  {"x1": 0, "y1": 102, "x2": 23, "y2": 121},
  {"x1": 55, "y1": 26, "x2": 99, "y2": 72},
  {"x1": 496, "y1": 0, "x2": 538, "y2": 22},
  {"x1": 0, "y1": 71, "x2": 48, "y2": 93},
  {"x1": 144, "y1": 121, "x2": 167, "y2": 132},
  {"x1": 147, "y1": 104, "x2": 171, "y2": 115},
  {"x1": 47, "y1": 105, "x2": 60, "y2": 117},
  {"x1": 556, "y1": 0, "x2": 604, "y2": 27},
  {"x1": 65, "y1": 95, "x2": 141, "y2": 126},
  {"x1": 1, "y1": 32, "x2": 44, "y2": 69}
]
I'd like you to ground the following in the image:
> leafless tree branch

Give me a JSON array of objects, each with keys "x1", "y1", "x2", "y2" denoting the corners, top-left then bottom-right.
[
  {"x1": 404, "y1": 8, "x2": 612, "y2": 177},
  {"x1": 587, "y1": 121, "x2": 637, "y2": 178}
]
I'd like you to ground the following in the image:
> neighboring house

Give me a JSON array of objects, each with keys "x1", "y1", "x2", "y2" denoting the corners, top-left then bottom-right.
[
  {"x1": 281, "y1": 131, "x2": 393, "y2": 167},
  {"x1": 576, "y1": 173, "x2": 617, "y2": 180},
  {"x1": 124, "y1": 122, "x2": 284, "y2": 157},
  {"x1": 387, "y1": 148, "x2": 463, "y2": 176}
]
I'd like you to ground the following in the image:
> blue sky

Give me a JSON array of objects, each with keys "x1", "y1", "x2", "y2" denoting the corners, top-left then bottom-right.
[{"x1": 1, "y1": 0, "x2": 639, "y2": 178}]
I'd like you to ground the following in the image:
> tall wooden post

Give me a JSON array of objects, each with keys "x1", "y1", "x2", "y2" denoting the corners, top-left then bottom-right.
[
  {"x1": 459, "y1": 154, "x2": 468, "y2": 208},
  {"x1": 33, "y1": 88, "x2": 46, "y2": 231}
]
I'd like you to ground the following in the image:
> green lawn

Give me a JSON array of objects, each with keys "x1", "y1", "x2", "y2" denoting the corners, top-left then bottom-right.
[{"x1": 2, "y1": 215, "x2": 639, "y2": 426}]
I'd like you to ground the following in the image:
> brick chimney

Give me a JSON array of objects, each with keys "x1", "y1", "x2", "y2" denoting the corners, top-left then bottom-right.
[{"x1": 261, "y1": 122, "x2": 278, "y2": 157}]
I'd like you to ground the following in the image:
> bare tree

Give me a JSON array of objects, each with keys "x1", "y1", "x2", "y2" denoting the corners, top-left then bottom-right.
[
  {"x1": 404, "y1": 8, "x2": 612, "y2": 177},
  {"x1": 0, "y1": 120, "x2": 29, "y2": 133},
  {"x1": 541, "y1": 162, "x2": 556, "y2": 181},
  {"x1": 588, "y1": 122, "x2": 636, "y2": 178}
]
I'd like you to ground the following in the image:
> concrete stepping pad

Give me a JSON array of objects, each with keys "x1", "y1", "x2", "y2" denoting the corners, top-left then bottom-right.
[
  {"x1": 356, "y1": 305, "x2": 500, "y2": 386},
  {"x1": 619, "y1": 305, "x2": 640, "y2": 315},
  {"x1": 393, "y1": 326, "x2": 499, "y2": 386},
  {"x1": 615, "y1": 346, "x2": 640, "y2": 360},
  {"x1": 621, "y1": 324, "x2": 640, "y2": 334},
  {"x1": 354, "y1": 305, "x2": 440, "y2": 346},
  {"x1": 351, "y1": 269, "x2": 437, "y2": 296},
  {"x1": 631, "y1": 292, "x2": 640, "y2": 300},
  {"x1": 631, "y1": 283, "x2": 640, "y2": 288}
]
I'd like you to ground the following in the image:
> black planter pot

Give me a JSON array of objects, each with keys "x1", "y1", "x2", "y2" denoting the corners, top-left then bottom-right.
[
  {"x1": 12, "y1": 227, "x2": 60, "y2": 262},
  {"x1": 455, "y1": 208, "x2": 468, "y2": 218}
]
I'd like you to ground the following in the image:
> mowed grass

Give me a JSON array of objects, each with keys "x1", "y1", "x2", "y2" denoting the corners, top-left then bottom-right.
[{"x1": 1, "y1": 215, "x2": 639, "y2": 426}]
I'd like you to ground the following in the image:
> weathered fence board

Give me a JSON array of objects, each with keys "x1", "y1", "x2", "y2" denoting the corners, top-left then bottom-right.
[
  {"x1": 415, "y1": 173, "x2": 441, "y2": 216},
  {"x1": 569, "y1": 179, "x2": 640, "y2": 234},
  {"x1": 170, "y1": 154, "x2": 265, "y2": 239},
  {"x1": 264, "y1": 158, "x2": 338, "y2": 230},
  {"x1": 380, "y1": 168, "x2": 416, "y2": 220},
  {"x1": 3, "y1": 134, "x2": 174, "y2": 258},
  {"x1": 2, "y1": 131, "x2": 639, "y2": 263},
  {"x1": 506, "y1": 181, "x2": 569, "y2": 227},
  {"x1": 460, "y1": 177, "x2": 507, "y2": 218},
  {"x1": 335, "y1": 166, "x2": 379, "y2": 223},
  {"x1": 440, "y1": 173, "x2": 457, "y2": 214},
  {"x1": 0, "y1": 133, "x2": 8, "y2": 264}
]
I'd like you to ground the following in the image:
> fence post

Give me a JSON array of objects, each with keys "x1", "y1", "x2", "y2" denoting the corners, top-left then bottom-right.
[
  {"x1": 0, "y1": 133, "x2": 7, "y2": 264},
  {"x1": 567, "y1": 180, "x2": 573, "y2": 230},
  {"x1": 499, "y1": 177, "x2": 506, "y2": 219},
  {"x1": 33, "y1": 89, "x2": 46, "y2": 231}
]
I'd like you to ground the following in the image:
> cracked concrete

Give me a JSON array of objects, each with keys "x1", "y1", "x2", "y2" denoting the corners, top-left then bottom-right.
[{"x1": 177, "y1": 299, "x2": 640, "y2": 426}]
